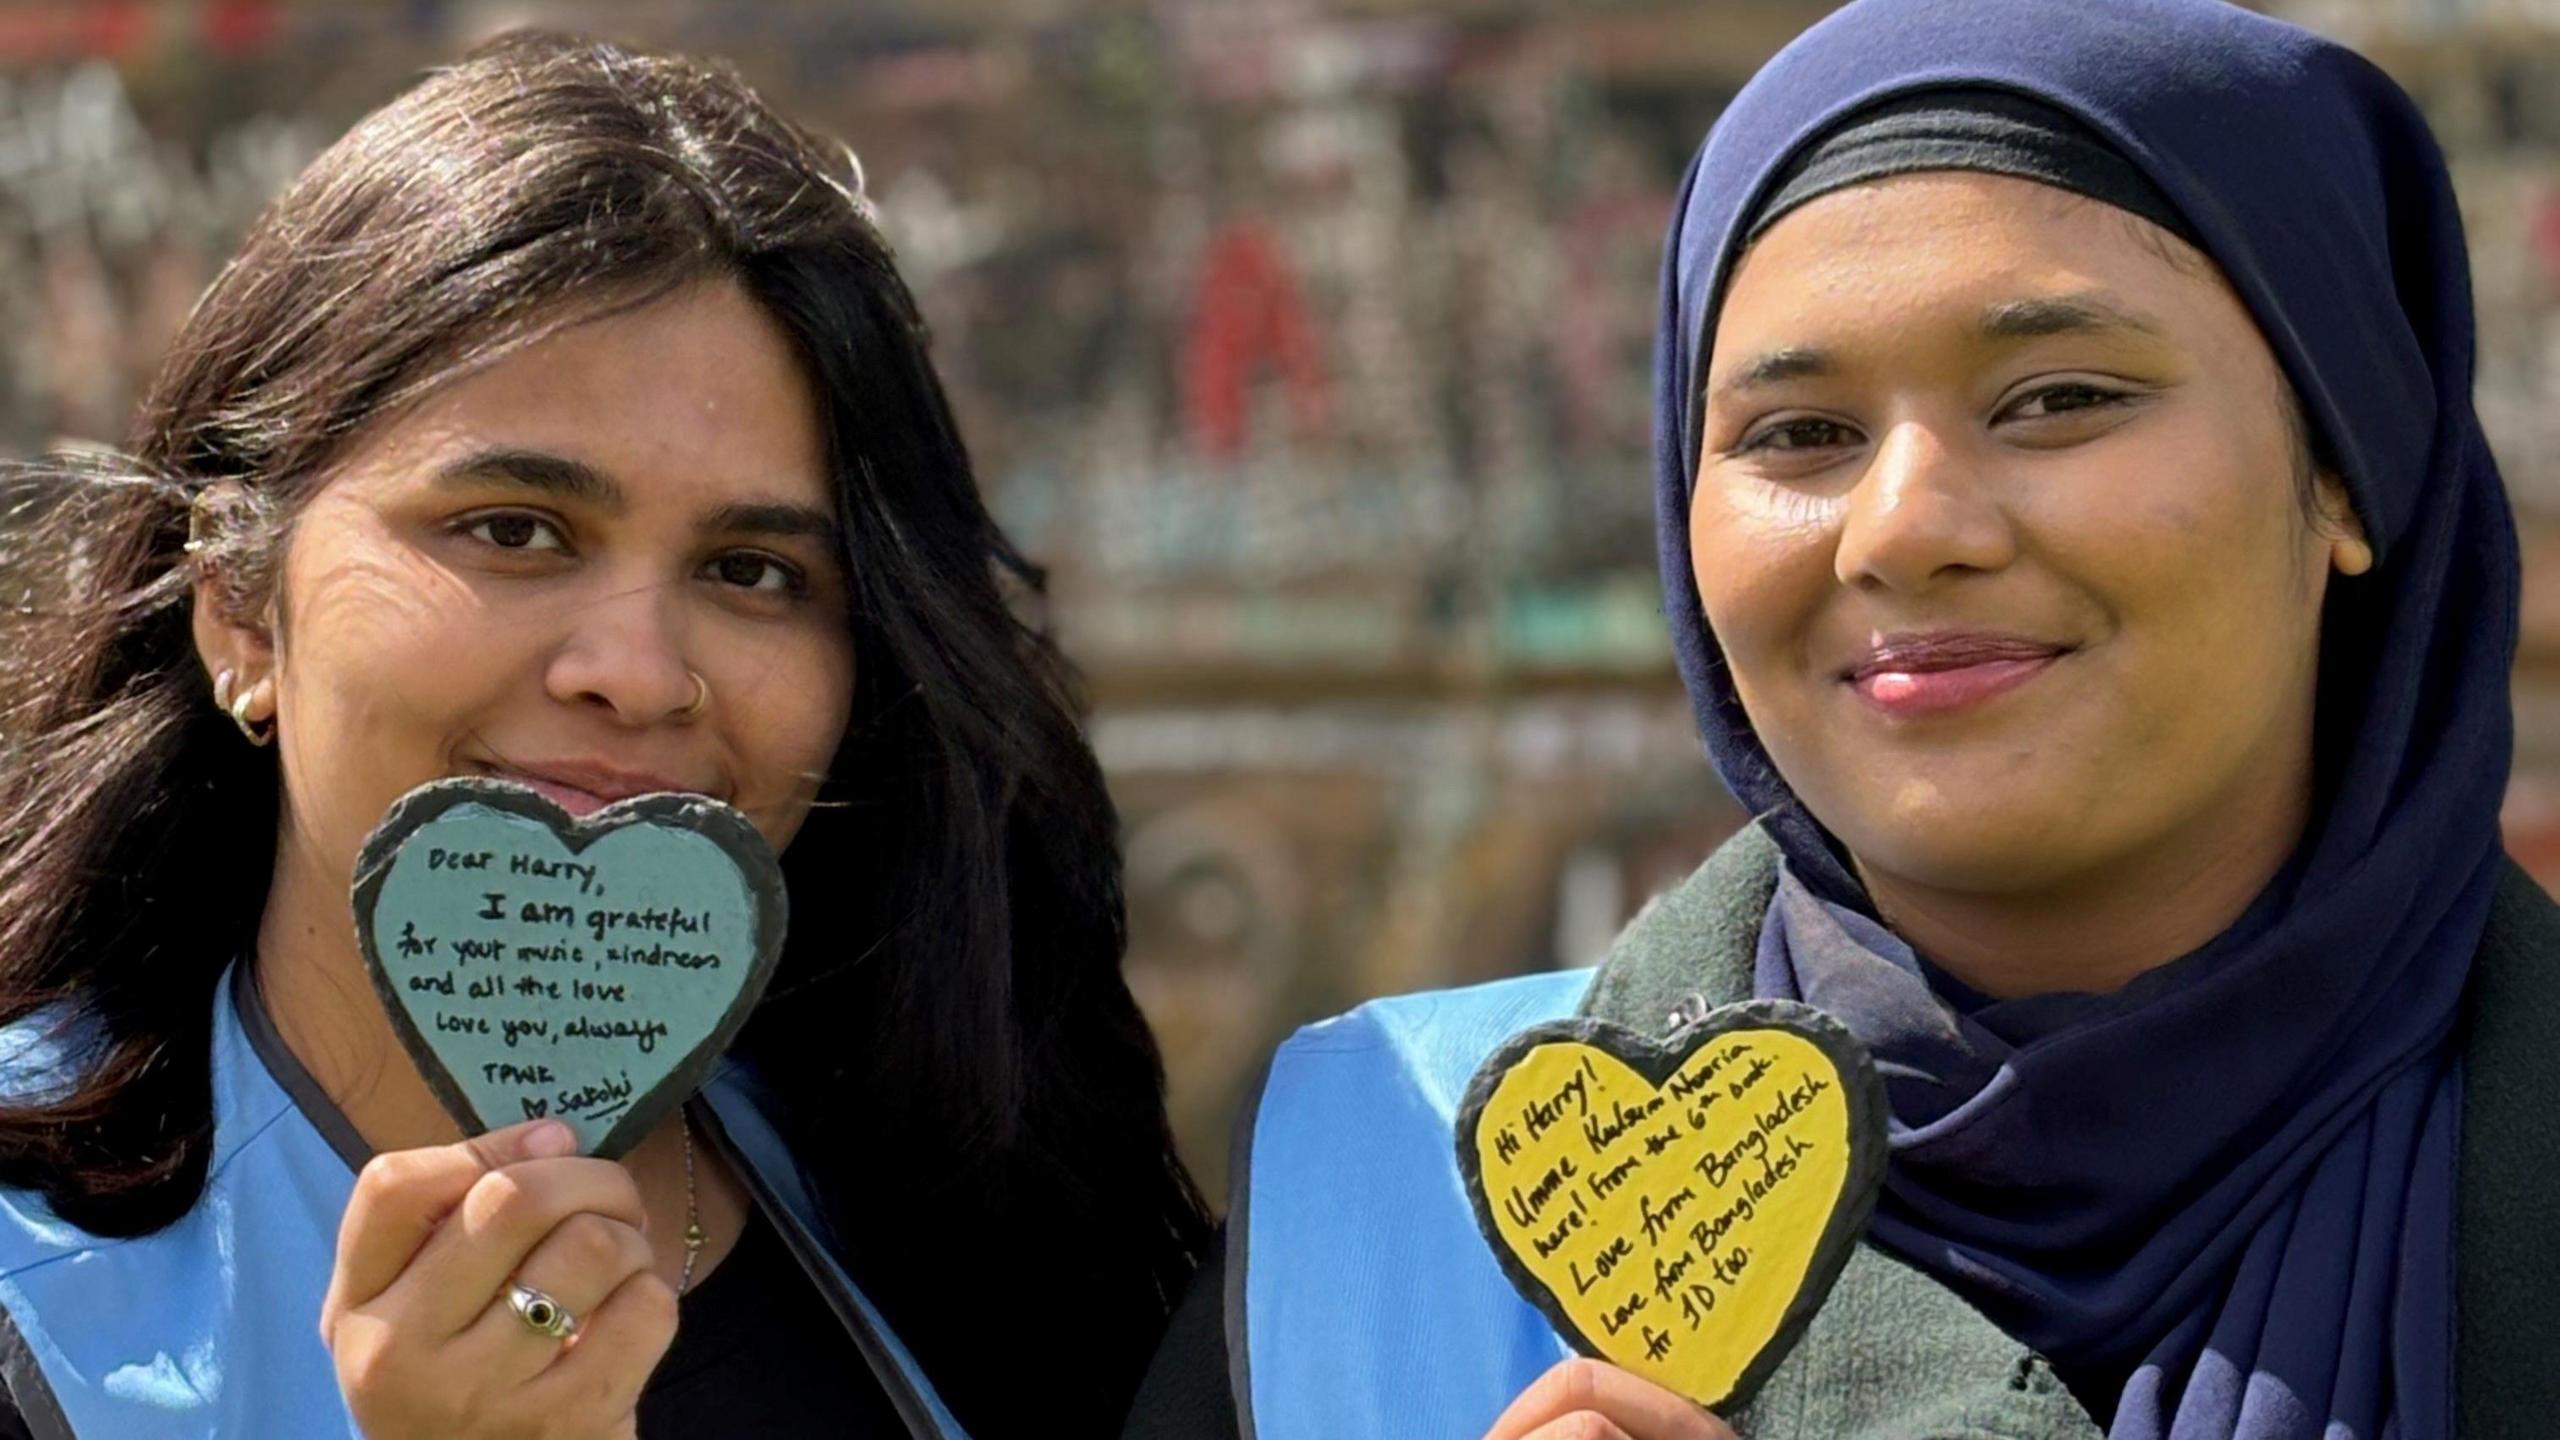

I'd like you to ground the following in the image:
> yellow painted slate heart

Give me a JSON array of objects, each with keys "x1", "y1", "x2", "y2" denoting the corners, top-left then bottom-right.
[{"x1": 1456, "y1": 1000, "x2": 1887, "y2": 1412}]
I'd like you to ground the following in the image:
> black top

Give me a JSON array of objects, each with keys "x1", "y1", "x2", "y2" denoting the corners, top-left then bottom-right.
[
  {"x1": 640, "y1": 1208, "x2": 903, "y2": 1436},
  {"x1": 1120, "y1": 1246, "x2": 1239, "y2": 1440}
]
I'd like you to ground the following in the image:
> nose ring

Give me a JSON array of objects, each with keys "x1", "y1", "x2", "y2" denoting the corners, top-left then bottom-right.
[{"x1": 676, "y1": 671, "x2": 710, "y2": 721}]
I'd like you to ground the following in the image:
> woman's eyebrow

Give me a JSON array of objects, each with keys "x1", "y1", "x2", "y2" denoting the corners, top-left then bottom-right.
[
  {"x1": 431, "y1": 449, "x2": 837, "y2": 545},
  {"x1": 702, "y1": 499, "x2": 842, "y2": 548},
  {"x1": 1708, "y1": 292, "x2": 2172, "y2": 406},
  {"x1": 433, "y1": 446, "x2": 623, "y2": 507},
  {"x1": 1710, "y1": 346, "x2": 1833, "y2": 404},
  {"x1": 1976, "y1": 293, "x2": 2170, "y2": 341}
]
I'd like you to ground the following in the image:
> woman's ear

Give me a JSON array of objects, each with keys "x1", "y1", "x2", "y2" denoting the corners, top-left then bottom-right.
[
  {"x1": 2312, "y1": 472, "x2": 2374, "y2": 577},
  {"x1": 186, "y1": 485, "x2": 278, "y2": 690}
]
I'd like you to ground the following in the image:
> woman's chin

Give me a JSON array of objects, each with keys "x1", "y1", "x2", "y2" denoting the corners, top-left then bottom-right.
[{"x1": 1820, "y1": 795, "x2": 2116, "y2": 898}]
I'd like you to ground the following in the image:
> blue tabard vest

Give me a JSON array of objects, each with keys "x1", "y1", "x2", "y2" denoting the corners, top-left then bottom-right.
[
  {"x1": 1235, "y1": 967, "x2": 1594, "y2": 1440},
  {"x1": 0, "y1": 966, "x2": 970, "y2": 1439}
]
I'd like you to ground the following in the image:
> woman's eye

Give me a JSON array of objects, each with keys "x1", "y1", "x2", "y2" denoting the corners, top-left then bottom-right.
[
  {"x1": 707, "y1": 552, "x2": 804, "y2": 595},
  {"x1": 1738, "y1": 417, "x2": 1860, "y2": 453},
  {"x1": 463, "y1": 512, "x2": 568, "y2": 552},
  {"x1": 2005, "y1": 383, "x2": 2129, "y2": 420}
]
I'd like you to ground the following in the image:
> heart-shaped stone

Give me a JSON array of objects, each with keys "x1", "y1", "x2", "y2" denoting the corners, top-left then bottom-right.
[
  {"x1": 352, "y1": 778, "x2": 786, "y2": 1159},
  {"x1": 1457, "y1": 1000, "x2": 1887, "y2": 1412}
]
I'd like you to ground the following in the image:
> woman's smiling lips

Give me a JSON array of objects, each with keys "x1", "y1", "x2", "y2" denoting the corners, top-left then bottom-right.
[
  {"x1": 468, "y1": 759, "x2": 710, "y2": 817},
  {"x1": 1844, "y1": 632, "x2": 2072, "y2": 717}
]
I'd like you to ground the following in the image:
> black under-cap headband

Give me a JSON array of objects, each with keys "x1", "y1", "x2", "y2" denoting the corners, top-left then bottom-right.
[{"x1": 1743, "y1": 87, "x2": 2200, "y2": 249}]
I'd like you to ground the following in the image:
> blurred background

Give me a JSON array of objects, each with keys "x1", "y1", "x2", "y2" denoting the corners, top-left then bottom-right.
[{"x1": 3, "y1": 0, "x2": 2557, "y2": 1192}]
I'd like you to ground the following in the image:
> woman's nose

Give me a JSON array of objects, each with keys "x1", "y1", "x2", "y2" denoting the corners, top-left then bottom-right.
[
  {"x1": 542, "y1": 579, "x2": 702, "y2": 725},
  {"x1": 1832, "y1": 421, "x2": 2017, "y2": 594}
]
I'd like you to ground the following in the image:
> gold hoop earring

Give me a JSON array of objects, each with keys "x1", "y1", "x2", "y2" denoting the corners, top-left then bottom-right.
[
  {"x1": 227, "y1": 677, "x2": 274, "y2": 748},
  {"x1": 676, "y1": 671, "x2": 710, "y2": 721}
]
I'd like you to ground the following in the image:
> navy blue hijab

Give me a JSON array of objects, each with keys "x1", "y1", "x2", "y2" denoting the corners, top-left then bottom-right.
[{"x1": 1653, "y1": 1, "x2": 2519, "y2": 1436}]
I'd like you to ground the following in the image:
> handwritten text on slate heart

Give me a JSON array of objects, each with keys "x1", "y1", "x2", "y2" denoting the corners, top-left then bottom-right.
[
  {"x1": 380, "y1": 829, "x2": 749, "y2": 1132},
  {"x1": 1473, "y1": 1032, "x2": 1851, "y2": 1403}
]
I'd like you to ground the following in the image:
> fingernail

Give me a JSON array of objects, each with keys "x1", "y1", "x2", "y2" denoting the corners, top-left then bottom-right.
[{"x1": 522, "y1": 1120, "x2": 576, "y2": 1158}]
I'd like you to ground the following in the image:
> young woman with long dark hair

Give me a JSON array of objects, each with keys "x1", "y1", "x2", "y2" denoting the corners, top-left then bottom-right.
[{"x1": 0, "y1": 31, "x2": 1210, "y2": 1438}]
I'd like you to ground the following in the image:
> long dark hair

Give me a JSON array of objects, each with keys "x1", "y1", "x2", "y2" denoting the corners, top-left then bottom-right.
[{"x1": 0, "y1": 31, "x2": 1210, "y2": 1434}]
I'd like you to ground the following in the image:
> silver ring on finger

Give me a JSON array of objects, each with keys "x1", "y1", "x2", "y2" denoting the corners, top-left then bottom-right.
[{"x1": 505, "y1": 1282, "x2": 579, "y2": 1341}]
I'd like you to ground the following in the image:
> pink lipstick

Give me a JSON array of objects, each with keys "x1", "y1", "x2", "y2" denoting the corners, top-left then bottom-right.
[{"x1": 1846, "y1": 633, "x2": 2068, "y2": 718}]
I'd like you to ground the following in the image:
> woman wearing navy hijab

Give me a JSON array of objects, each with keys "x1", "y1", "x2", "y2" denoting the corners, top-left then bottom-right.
[{"x1": 1122, "y1": 0, "x2": 2560, "y2": 1437}]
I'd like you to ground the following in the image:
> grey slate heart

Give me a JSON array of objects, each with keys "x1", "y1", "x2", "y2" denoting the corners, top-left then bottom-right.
[{"x1": 352, "y1": 778, "x2": 786, "y2": 1159}]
